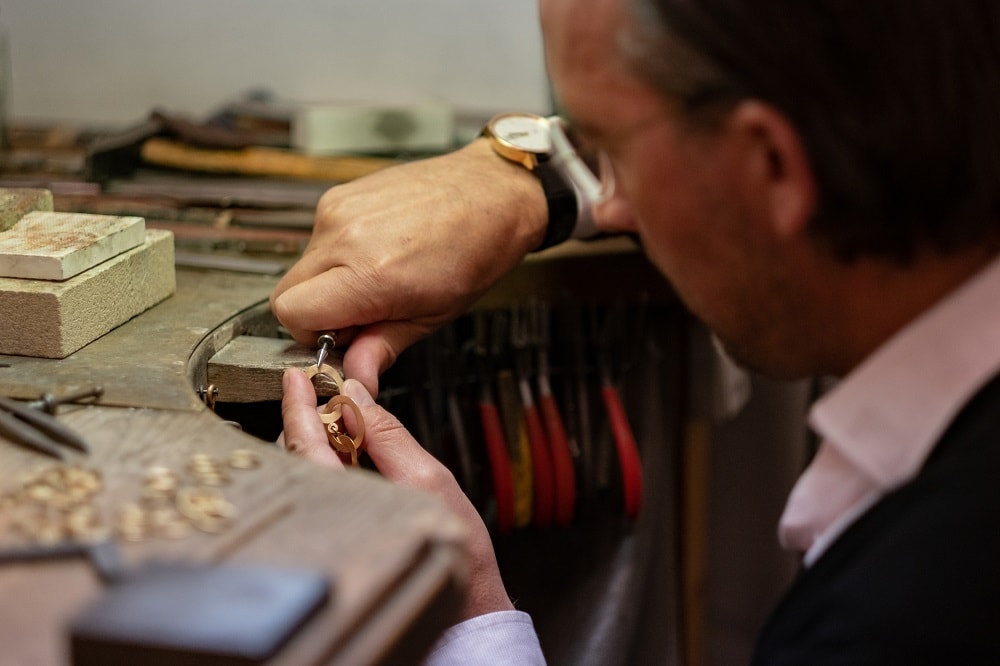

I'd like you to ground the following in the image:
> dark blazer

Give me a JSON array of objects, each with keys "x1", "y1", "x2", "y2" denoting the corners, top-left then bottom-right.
[{"x1": 753, "y1": 373, "x2": 1000, "y2": 665}]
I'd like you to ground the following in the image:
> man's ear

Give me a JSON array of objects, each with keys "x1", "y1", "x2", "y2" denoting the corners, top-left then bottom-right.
[{"x1": 726, "y1": 100, "x2": 817, "y2": 239}]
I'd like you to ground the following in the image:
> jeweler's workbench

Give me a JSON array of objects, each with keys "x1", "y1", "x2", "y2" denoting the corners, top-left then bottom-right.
[
  {"x1": 0, "y1": 267, "x2": 468, "y2": 665},
  {"x1": 0, "y1": 109, "x2": 693, "y2": 664}
]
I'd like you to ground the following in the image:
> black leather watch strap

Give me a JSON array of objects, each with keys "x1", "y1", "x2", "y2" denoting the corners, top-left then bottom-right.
[{"x1": 533, "y1": 162, "x2": 578, "y2": 251}]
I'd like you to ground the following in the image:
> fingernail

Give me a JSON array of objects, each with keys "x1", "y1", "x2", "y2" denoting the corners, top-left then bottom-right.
[
  {"x1": 282, "y1": 367, "x2": 300, "y2": 391},
  {"x1": 343, "y1": 378, "x2": 375, "y2": 407}
]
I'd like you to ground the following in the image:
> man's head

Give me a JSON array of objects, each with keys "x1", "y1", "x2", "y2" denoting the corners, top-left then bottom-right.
[
  {"x1": 622, "y1": 0, "x2": 1000, "y2": 265},
  {"x1": 540, "y1": 0, "x2": 1000, "y2": 377}
]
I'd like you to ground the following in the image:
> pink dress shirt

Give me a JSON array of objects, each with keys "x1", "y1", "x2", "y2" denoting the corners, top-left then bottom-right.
[
  {"x1": 429, "y1": 252, "x2": 1000, "y2": 663},
  {"x1": 779, "y1": 253, "x2": 1000, "y2": 566}
]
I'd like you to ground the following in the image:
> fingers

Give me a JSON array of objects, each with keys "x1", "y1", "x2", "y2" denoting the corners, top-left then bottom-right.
[
  {"x1": 341, "y1": 379, "x2": 449, "y2": 486},
  {"x1": 279, "y1": 368, "x2": 343, "y2": 469},
  {"x1": 271, "y1": 142, "x2": 549, "y2": 399},
  {"x1": 341, "y1": 337, "x2": 384, "y2": 397},
  {"x1": 272, "y1": 266, "x2": 379, "y2": 345},
  {"x1": 341, "y1": 379, "x2": 476, "y2": 506},
  {"x1": 342, "y1": 321, "x2": 436, "y2": 397},
  {"x1": 339, "y1": 379, "x2": 515, "y2": 619}
]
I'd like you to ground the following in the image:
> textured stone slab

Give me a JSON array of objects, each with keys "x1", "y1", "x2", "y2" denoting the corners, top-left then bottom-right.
[
  {"x1": 0, "y1": 189, "x2": 54, "y2": 232},
  {"x1": 0, "y1": 229, "x2": 175, "y2": 358},
  {"x1": 0, "y1": 211, "x2": 145, "y2": 280}
]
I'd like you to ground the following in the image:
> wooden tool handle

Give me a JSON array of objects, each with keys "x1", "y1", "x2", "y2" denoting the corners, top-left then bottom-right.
[{"x1": 141, "y1": 138, "x2": 397, "y2": 182}]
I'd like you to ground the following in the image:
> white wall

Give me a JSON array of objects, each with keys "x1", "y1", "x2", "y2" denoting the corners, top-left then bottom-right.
[{"x1": 1, "y1": 0, "x2": 549, "y2": 126}]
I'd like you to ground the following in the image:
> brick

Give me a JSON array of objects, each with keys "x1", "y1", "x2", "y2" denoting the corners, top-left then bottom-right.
[{"x1": 0, "y1": 230, "x2": 175, "y2": 358}]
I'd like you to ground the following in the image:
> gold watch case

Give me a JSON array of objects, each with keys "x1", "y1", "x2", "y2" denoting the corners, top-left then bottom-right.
[{"x1": 482, "y1": 112, "x2": 552, "y2": 170}]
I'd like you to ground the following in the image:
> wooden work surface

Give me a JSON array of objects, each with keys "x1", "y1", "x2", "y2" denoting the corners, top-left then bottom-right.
[
  {"x1": 0, "y1": 266, "x2": 468, "y2": 665},
  {"x1": 0, "y1": 269, "x2": 282, "y2": 410}
]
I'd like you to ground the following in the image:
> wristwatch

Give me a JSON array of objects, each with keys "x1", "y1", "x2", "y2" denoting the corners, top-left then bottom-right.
[{"x1": 481, "y1": 112, "x2": 578, "y2": 250}]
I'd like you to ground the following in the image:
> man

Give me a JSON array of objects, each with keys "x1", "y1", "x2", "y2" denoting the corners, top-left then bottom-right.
[{"x1": 276, "y1": 0, "x2": 1000, "y2": 663}]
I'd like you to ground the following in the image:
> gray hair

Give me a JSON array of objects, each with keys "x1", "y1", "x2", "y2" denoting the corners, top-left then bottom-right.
[
  {"x1": 615, "y1": 0, "x2": 1000, "y2": 264},
  {"x1": 620, "y1": 0, "x2": 740, "y2": 127}
]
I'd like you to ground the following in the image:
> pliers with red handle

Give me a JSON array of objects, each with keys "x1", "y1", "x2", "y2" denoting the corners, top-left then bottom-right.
[
  {"x1": 473, "y1": 312, "x2": 516, "y2": 535},
  {"x1": 531, "y1": 300, "x2": 577, "y2": 527},
  {"x1": 594, "y1": 302, "x2": 644, "y2": 520},
  {"x1": 511, "y1": 303, "x2": 555, "y2": 528}
]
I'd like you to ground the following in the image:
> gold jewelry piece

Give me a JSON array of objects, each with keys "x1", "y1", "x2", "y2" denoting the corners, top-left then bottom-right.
[
  {"x1": 186, "y1": 453, "x2": 230, "y2": 487},
  {"x1": 304, "y1": 362, "x2": 345, "y2": 390},
  {"x1": 319, "y1": 395, "x2": 365, "y2": 467},
  {"x1": 301, "y1": 361, "x2": 363, "y2": 466},
  {"x1": 0, "y1": 449, "x2": 263, "y2": 546},
  {"x1": 3, "y1": 466, "x2": 107, "y2": 543},
  {"x1": 228, "y1": 448, "x2": 261, "y2": 470}
]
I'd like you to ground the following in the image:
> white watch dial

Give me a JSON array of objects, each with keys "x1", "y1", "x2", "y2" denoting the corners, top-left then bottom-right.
[{"x1": 490, "y1": 113, "x2": 552, "y2": 153}]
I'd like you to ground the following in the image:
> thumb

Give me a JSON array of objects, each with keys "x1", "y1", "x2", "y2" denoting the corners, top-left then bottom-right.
[
  {"x1": 342, "y1": 320, "x2": 432, "y2": 397},
  {"x1": 279, "y1": 368, "x2": 343, "y2": 469}
]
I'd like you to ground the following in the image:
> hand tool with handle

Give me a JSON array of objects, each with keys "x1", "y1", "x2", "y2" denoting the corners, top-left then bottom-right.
[
  {"x1": 0, "y1": 387, "x2": 103, "y2": 459},
  {"x1": 595, "y1": 304, "x2": 644, "y2": 519},
  {"x1": 532, "y1": 300, "x2": 577, "y2": 526},
  {"x1": 511, "y1": 304, "x2": 555, "y2": 528},
  {"x1": 473, "y1": 312, "x2": 515, "y2": 534}
]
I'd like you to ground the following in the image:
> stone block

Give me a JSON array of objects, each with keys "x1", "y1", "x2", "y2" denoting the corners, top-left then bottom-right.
[
  {"x1": 0, "y1": 230, "x2": 175, "y2": 358},
  {"x1": 0, "y1": 211, "x2": 145, "y2": 280}
]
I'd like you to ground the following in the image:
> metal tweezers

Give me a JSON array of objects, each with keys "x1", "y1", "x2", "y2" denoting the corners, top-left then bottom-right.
[{"x1": 0, "y1": 396, "x2": 90, "y2": 459}]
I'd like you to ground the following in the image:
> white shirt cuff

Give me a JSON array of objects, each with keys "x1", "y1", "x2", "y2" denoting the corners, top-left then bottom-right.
[{"x1": 424, "y1": 610, "x2": 545, "y2": 665}]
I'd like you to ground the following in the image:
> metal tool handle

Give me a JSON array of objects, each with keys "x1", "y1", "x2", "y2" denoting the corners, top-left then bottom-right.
[
  {"x1": 0, "y1": 410, "x2": 64, "y2": 458},
  {"x1": 316, "y1": 332, "x2": 337, "y2": 369},
  {"x1": 0, "y1": 396, "x2": 90, "y2": 457}
]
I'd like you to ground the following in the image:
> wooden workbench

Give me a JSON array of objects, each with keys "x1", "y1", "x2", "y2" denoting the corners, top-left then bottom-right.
[{"x1": 0, "y1": 267, "x2": 468, "y2": 665}]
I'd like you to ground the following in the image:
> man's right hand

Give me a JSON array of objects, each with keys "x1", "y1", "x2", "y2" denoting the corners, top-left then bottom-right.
[{"x1": 271, "y1": 138, "x2": 548, "y2": 395}]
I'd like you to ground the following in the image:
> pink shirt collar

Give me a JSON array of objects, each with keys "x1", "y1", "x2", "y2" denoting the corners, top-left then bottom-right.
[
  {"x1": 780, "y1": 252, "x2": 1000, "y2": 563},
  {"x1": 810, "y1": 252, "x2": 1000, "y2": 488}
]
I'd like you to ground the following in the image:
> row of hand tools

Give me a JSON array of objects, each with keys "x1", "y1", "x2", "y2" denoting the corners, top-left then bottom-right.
[{"x1": 377, "y1": 298, "x2": 649, "y2": 533}]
